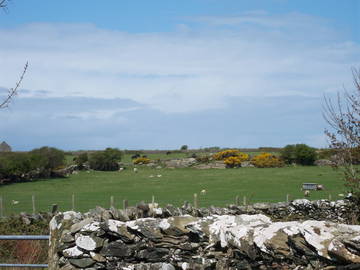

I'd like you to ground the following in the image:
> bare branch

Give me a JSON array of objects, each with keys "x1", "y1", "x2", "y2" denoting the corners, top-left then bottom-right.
[
  {"x1": 323, "y1": 67, "x2": 360, "y2": 199},
  {"x1": 0, "y1": 62, "x2": 28, "y2": 109},
  {"x1": 0, "y1": 0, "x2": 7, "y2": 8}
]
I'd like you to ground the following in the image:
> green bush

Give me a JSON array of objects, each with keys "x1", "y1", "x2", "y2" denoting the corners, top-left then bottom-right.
[
  {"x1": 180, "y1": 145, "x2": 188, "y2": 151},
  {"x1": 89, "y1": 148, "x2": 122, "y2": 171},
  {"x1": 0, "y1": 147, "x2": 65, "y2": 183},
  {"x1": 281, "y1": 144, "x2": 317, "y2": 165},
  {"x1": 29, "y1": 147, "x2": 65, "y2": 171}
]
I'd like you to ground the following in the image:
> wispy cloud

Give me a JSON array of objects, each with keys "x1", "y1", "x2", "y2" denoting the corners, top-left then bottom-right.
[
  {"x1": 0, "y1": 11, "x2": 359, "y2": 150},
  {"x1": 0, "y1": 12, "x2": 359, "y2": 113}
]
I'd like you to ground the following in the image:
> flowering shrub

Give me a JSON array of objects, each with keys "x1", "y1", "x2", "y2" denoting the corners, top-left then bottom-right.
[
  {"x1": 224, "y1": 156, "x2": 242, "y2": 168},
  {"x1": 213, "y1": 149, "x2": 240, "y2": 160},
  {"x1": 213, "y1": 150, "x2": 249, "y2": 161},
  {"x1": 251, "y1": 153, "x2": 284, "y2": 168},
  {"x1": 133, "y1": 157, "x2": 151, "y2": 165}
]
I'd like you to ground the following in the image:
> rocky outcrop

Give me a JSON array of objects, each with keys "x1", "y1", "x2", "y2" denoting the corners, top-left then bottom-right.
[
  {"x1": 49, "y1": 212, "x2": 360, "y2": 270},
  {"x1": 164, "y1": 158, "x2": 197, "y2": 168},
  {"x1": 193, "y1": 161, "x2": 226, "y2": 169},
  {"x1": 314, "y1": 159, "x2": 335, "y2": 166}
]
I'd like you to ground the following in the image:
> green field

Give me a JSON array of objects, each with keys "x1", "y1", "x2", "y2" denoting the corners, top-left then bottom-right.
[{"x1": 0, "y1": 166, "x2": 347, "y2": 216}]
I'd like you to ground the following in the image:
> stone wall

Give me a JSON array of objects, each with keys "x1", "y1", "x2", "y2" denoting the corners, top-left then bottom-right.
[{"x1": 49, "y1": 199, "x2": 360, "y2": 270}]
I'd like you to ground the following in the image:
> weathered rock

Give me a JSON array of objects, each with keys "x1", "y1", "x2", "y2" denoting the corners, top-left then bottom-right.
[
  {"x1": 315, "y1": 159, "x2": 334, "y2": 166},
  {"x1": 164, "y1": 158, "x2": 196, "y2": 168},
  {"x1": 159, "y1": 216, "x2": 199, "y2": 236},
  {"x1": 106, "y1": 219, "x2": 134, "y2": 242},
  {"x1": 127, "y1": 218, "x2": 163, "y2": 241},
  {"x1": 109, "y1": 207, "x2": 130, "y2": 221},
  {"x1": 137, "y1": 247, "x2": 169, "y2": 262},
  {"x1": 70, "y1": 218, "x2": 94, "y2": 233},
  {"x1": 62, "y1": 246, "x2": 84, "y2": 258},
  {"x1": 68, "y1": 258, "x2": 95, "y2": 268},
  {"x1": 100, "y1": 241, "x2": 133, "y2": 257},
  {"x1": 89, "y1": 252, "x2": 106, "y2": 262},
  {"x1": 75, "y1": 235, "x2": 104, "y2": 251}
]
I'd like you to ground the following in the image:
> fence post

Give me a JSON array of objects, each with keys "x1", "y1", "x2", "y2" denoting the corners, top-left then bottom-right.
[
  {"x1": 152, "y1": 195, "x2": 155, "y2": 205},
  {"x1": 286, "y1": 194, "x2": 290, "y2": 203},
  {"x1": 123, "y1": 199, "x2": 128, "y2": 210},
  {"x1": 32, "y1": 195, "x2": 36, "y2": 214},
  {"x1": 51, "y1": 204, "x2": 58, "y2": 214},
  {"x1": 194, "y1": 193, "x2": 198, "y2": 209},
  {"x1": 328, "y1": 194, "x2": 332, "y2": 201},
  {"x1": 110, "y1": 196, "x2": 114, "y2": 208},
  {"x1": 235, "y1": 195, "x2": 240, "y2": 206},
  {"x1": 0, "y1": 196, "x2": 3, "y2": 218},
  {"x1": 72, "y1": 194, "x2": 75, "y2": 211},
  {"x1": 243, "y1": 195, "x2": 247, "y2": 206}
]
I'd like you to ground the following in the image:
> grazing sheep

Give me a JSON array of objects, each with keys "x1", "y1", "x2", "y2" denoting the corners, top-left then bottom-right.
[
  {"x1": 316, "y1": 184, "x2": 324, "y2": 190},
  {"x1": 149, "y1": 175, "x2": 154, "y2": 178},
  {"x1": 157, "y1": 174, "x2": 162, "y2": 178},
  {"x1": 133, "y1": 168, "x2": 138, "y2": 173},
  {"x1": 200, "y1": 189, "x2": 206, "y2": 195},
  {"x1": 118, "y1": 168, "x2": 124, "y2": 172},
  {"x1": 11, "y1": 200, "x2": 19, "y2": 205},
  {"x1": 304, "y1": 190, "x2": 310, "y2": 197}
]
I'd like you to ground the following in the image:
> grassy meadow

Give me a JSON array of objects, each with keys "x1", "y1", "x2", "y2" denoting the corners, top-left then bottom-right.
[{"x1": 0, "y1": 165, "x2": 347, "y2": 216}]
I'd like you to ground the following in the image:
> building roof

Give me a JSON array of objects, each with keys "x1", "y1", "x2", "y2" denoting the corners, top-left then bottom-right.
[{"x1": 0, "y1": 141, "x2": 11, "y2": 152}]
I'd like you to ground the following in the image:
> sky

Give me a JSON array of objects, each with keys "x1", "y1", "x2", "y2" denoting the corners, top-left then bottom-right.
[{"x1": 0, "y1": 0, "x2": 359, "y2": 151}]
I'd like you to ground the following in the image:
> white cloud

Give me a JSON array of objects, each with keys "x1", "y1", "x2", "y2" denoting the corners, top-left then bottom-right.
[{"x1": 0, "y1": 12, "x2": 359, "y2": 113}]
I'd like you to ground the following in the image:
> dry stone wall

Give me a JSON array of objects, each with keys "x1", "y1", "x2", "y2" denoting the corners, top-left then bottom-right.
[{"x1": 49, "y1": 199, "x2": 360, "y2": 270}]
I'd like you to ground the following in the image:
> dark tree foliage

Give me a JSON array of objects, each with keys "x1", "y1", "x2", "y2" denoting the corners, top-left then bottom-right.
[
  {"x1": 280, "y1": 144, "x2": 317, "y2": 165},
  {"x1": 180, "y1": 145, "x2": 188, "y2": 151},
  {"x1": 89, "y1": 148, "x2": 123, "y2": 171},
  {"x1": 0, "y1": 147, "x2": 65, "y2": 183},
  {"x1": 324, "y1": 68, "x2": 360, "y2": 198}
]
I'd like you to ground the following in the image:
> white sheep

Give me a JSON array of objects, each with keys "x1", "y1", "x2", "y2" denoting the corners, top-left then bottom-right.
[
  {"x1": 304, "y1": 190, "x2": 310, "y2": 197},
  {"x1": 157, "y1": 174, "x2": 162, "y2": 178},
  {"x1": 11, "y1": 200, "x2": 19, "y2": 205},
  {"x1": 133, "y1": 168, "x2": 138, "y2": 173},
  {"x1": 119, "y1": 168, "x2": 124, "y2": 172},
  {"x1": 200, "y1": 189, "x2": 206, "y2": 195}
]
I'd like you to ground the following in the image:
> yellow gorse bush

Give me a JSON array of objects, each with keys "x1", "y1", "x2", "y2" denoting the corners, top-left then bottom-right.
[
  {"x1": 213, "y1": 149, "x2": 249, "y2": 161},
  {"x1": 224, "y1": 156, "x2": 242, "y2": 168},
  {"x1": 133, "y1": 157, "x2": 151, "y2": 165},
  {"x1": 251, "y1": 153, "x2": 284, "y2": 168}
]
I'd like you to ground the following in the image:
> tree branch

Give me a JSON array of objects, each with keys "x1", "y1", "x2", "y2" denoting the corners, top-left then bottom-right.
[{"x1": 0, "y1": 62, "x2": 28, "y2": 109}]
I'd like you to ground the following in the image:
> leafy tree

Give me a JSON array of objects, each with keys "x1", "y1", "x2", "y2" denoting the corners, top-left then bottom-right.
[
  {"x1": 324, "y1": 68, "x2": 360, "y2": 198},
  {"x1": 280, "y1": 145, "x2": 296, "y2": 164},
  {"x1": 180, "y1": 145, "x2": 188, "y2": 151},
  {"x1": 280, "y1": 144, "x2": 317, "y2": 165},
  {"x1": 89, "y1": 148, "x2": 122, "y2": 171},
  {"x1": 29, "y1": 147, "x2": 65, "y2": 176}
]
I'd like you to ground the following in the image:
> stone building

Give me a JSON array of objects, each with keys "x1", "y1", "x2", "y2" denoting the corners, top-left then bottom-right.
[{"x1": 0, "y1": 141, "x2": 11, "y2": 152}]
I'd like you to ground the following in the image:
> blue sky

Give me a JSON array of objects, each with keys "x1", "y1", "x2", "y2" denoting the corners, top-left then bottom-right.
[{"x1": 0, "y1": 0, "x2": 359, "y2": 150}]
